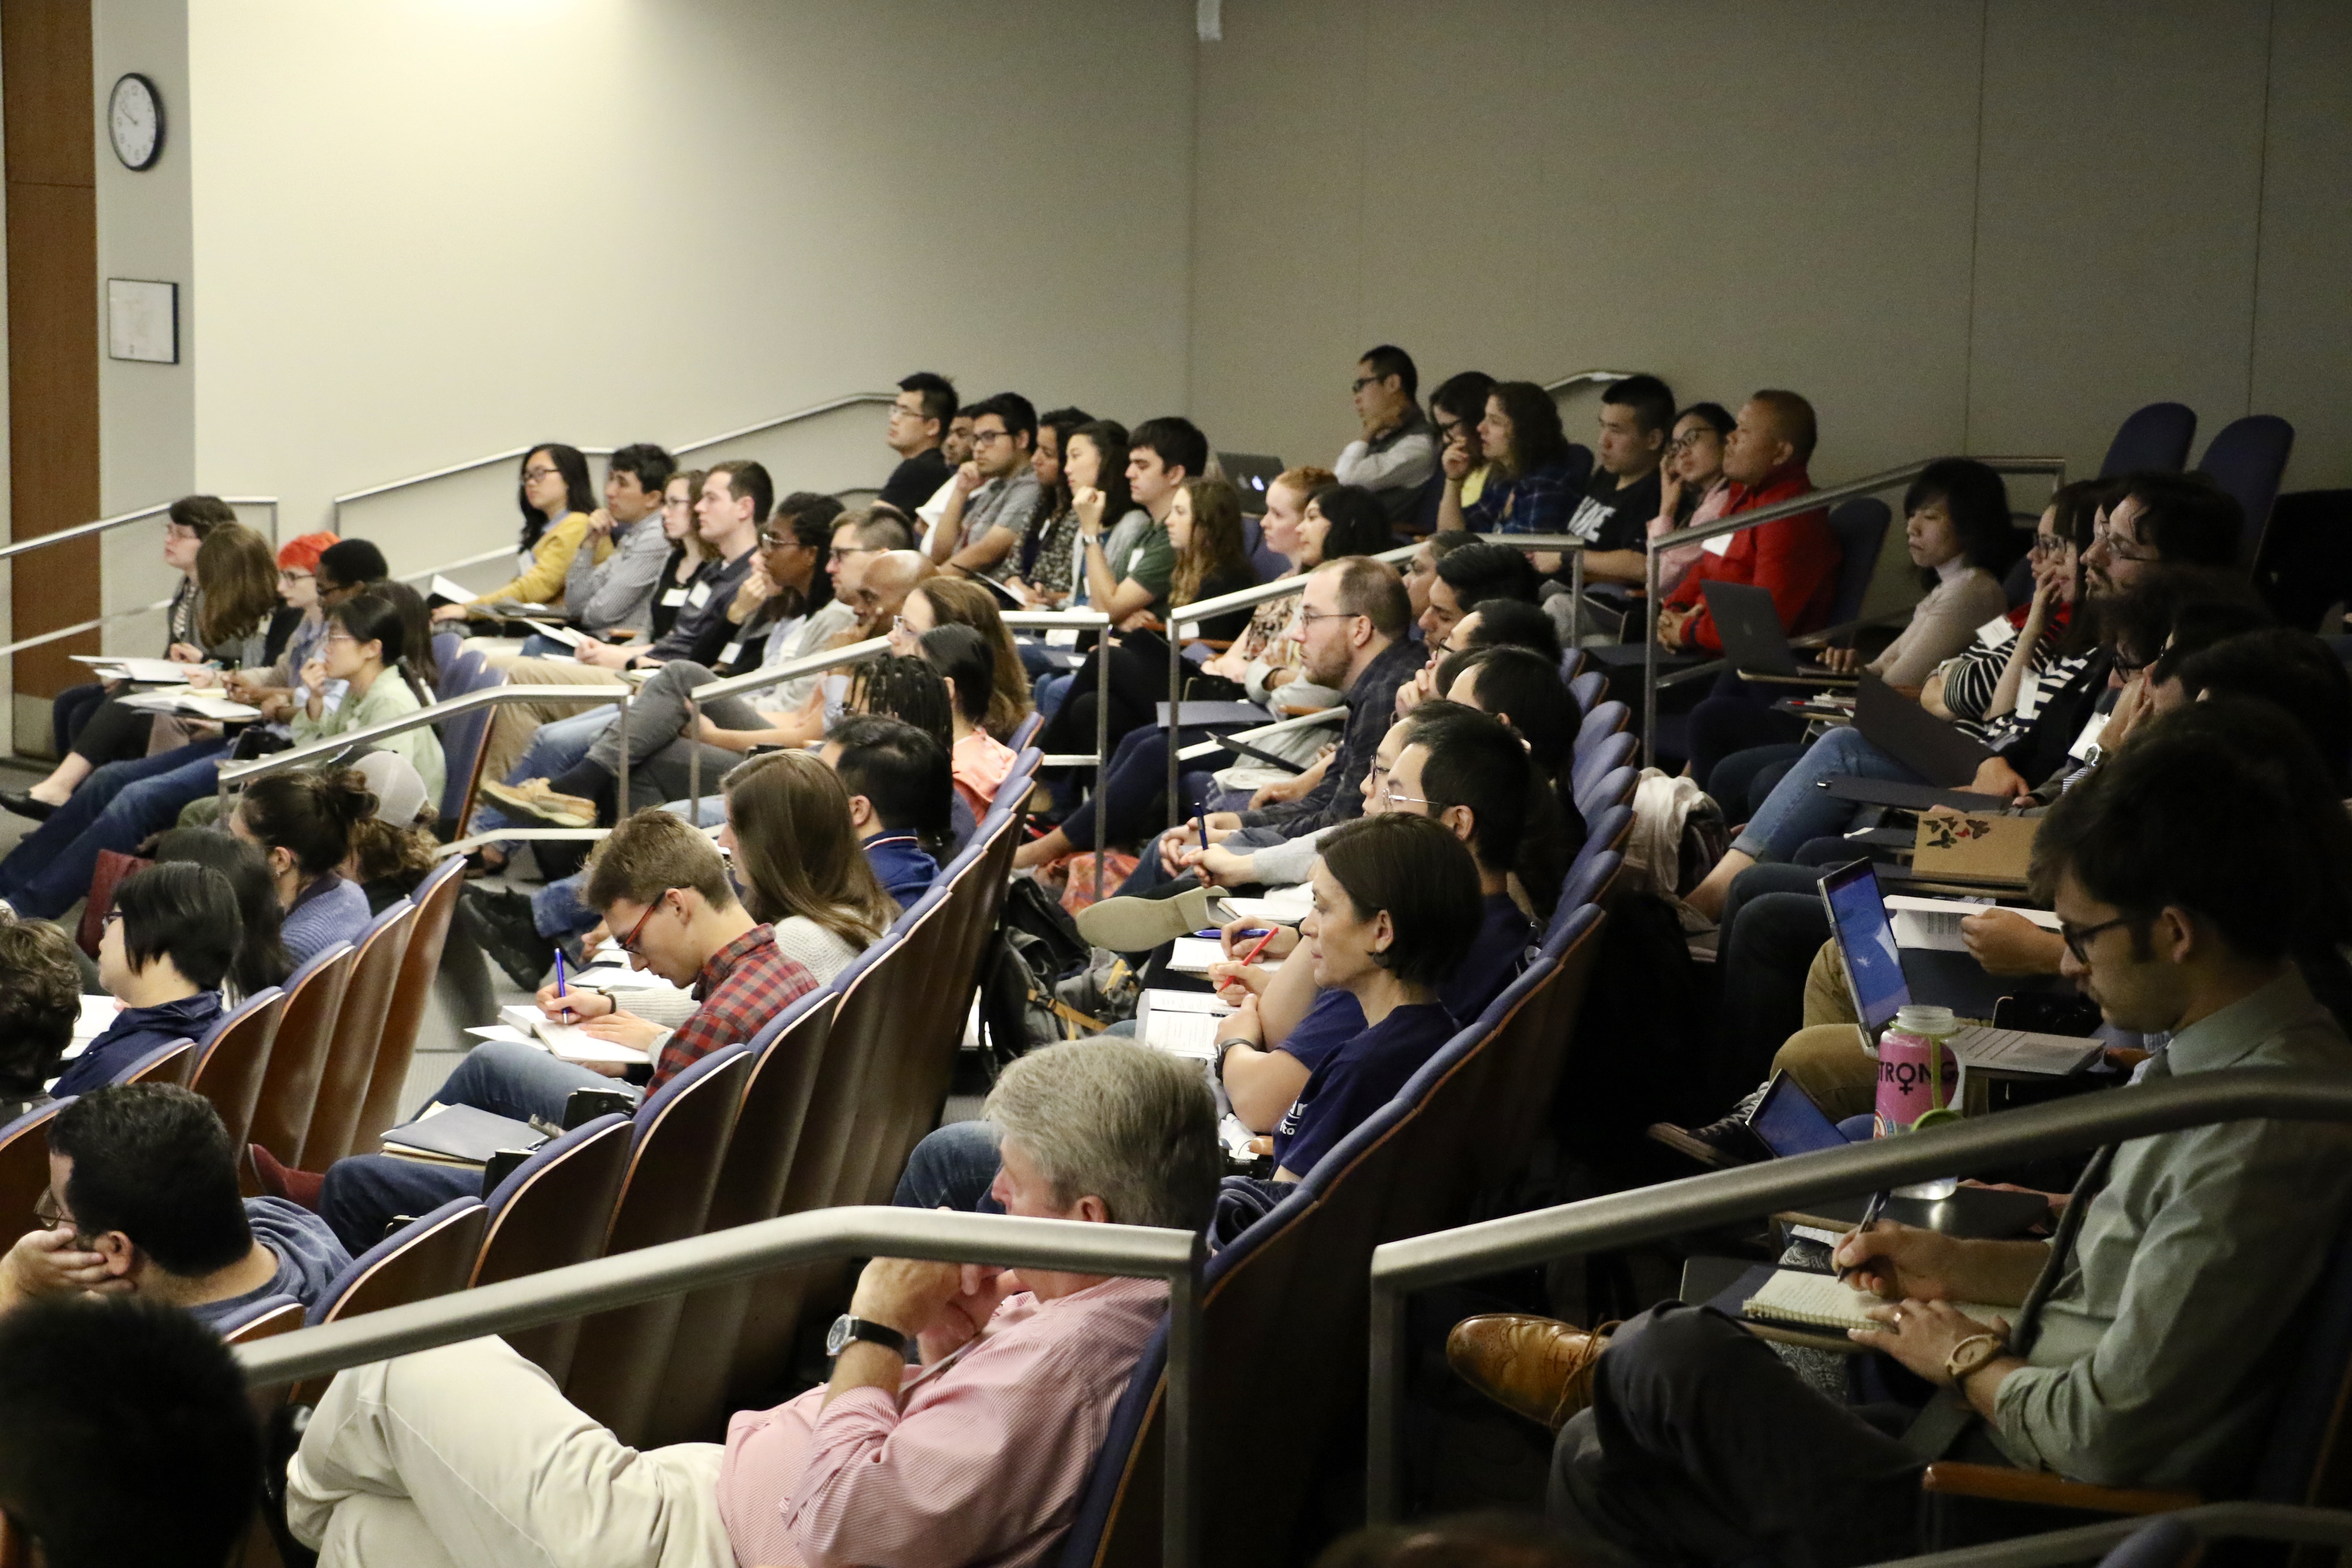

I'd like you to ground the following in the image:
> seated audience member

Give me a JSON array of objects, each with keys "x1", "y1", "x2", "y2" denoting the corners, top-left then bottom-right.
[
  {"x1": 545, "y1": 442, "x2": 681, "y2": 643},
  {"x1": 1225, "y1": 813, "x2": 1481, "y2": 1181},
  {"x1": 825, "y1": 715, "x2": 953, "y2": 903},
  {"x1": 150, "y1": 828, "x2": 294, "y2": 1001},
  {"x1": 1201, "y1": 464, "x2": 1338, "y2": 689},
  {"x1": 1336, "y1": 344, "x2": 1438, "y2": 529},
  {"x1": 316, "y1": 537, "x2": 389, "y2": 603},
  {"x1": 1686, "y1": 456, "x2": 2018, "y2": 786},
  {"x1": 913, "y1": 407, "x2": 979, "y2": 533},
  {"x1": 998, "y1": 404, "x2": 1091, "y2": 606},
  {"x1": 1080, "y1": 416, "x2": 1204, "y2": 628},
  {"x1": 0, "y1": 1295, "x2": 263, "y2": 1568},
  {"x1": 0, "y1": 917, "x2": 82, "y2": 1121},
  {"x1": 877, "y1": 371, "x2": 958, "y2": 517},
  {"x1": 1455, "y1": 598, "x2": 1563, "y2": 665},
  {"x1": 1645, "y1": 401, "x2": 1737, "y2": 594},
  {"x1": 295, "y1": 810, "x2": 816, "y2": 1248},
  {"x1": 1440, "y1": 646, "x2": 1584, "y2": 813},
  {"x1": 1654, "y1": 390, "x2": 1838, "y2": 654},
  {"x1": 1439, "y1": 382, "x2": 1586, "y2": 536},
  {"x1": 341, "y1": 751, "x2": 441, "y2": 911},
  {"x1": 633, "y1": 466, "x2": 710, "y2": 648},
  {"x1": 1213, "y1": 705, "x2": 1562, "y2": 1123},
  {"x1": 827, "y1": 501, "x2": 915, "y2": 595},
  {"x1": 432, "y1": 443, "x2": 597, "y2": 624},
  {"x1": 470, "y1": 460, "x2": 771, "y2": 793},
  {"x1": 1683, "y1": 475, "x2": 2244, "y2": 920},
  {"x1": 52, "y1": 864, "x2": 240, "y2": 1097},
  {"x1": 9, "y1": 505, "x2": 278, "y2": 820},
  {"x1": 1553, "y1": 372, "x2": 1675, "y2": 585},
  {"x1": 293, "y1": 590, "x2": 448, "y2": 805},
  {"x1": 1428, "y1": 370, "x2": 1498, "y2": 515},
  {"x1": 1140, "y1": 557, "x2": 1424, "y2": 898},
  {"x1": 231, "y1": 768, "x2": 379, "y2": 964},
  {"x1": 1452, "y1": 699, "x2": 2352, "y2": 1567},
  {"x1": 919, "y1": 624, "x2": 1019, "y2": 816},
  {"x1": 840, "y1": 547, "x2": 937, "y2": 641},
  {"x1": 288, "y1": 1038, "x2": 1218, "y2": 1568},
  {"x1": 1420, "y1": 538, "x2": 1544, "y2": 650},
  {"x1": 932, "y1": 392, "x2": 1043, "y2": 579},
  {"x1": 893, "y1": 575, "x2": 1036, "y2": 740},
  {"x1": 482, "y1": 492, "x2": 856, "y2": 830},
  {"x1": 0, "y1": 1084, "x2": 349, "y2": 1327}
]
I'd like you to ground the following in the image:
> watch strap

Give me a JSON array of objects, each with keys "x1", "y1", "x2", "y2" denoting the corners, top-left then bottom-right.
[{"x1": 829, "y1": 1314, "x2": 913, "y2": 1360}]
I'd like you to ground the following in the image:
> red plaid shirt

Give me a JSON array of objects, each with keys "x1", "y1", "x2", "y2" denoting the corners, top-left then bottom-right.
[{"x1": 651, "y1": 924, "x2": 817, "y2": 1090}]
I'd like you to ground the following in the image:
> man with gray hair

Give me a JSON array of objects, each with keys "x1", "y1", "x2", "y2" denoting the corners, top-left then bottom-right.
[{"x1": 287, "y1": 1039, "x2": 1219, "y2": 1568}]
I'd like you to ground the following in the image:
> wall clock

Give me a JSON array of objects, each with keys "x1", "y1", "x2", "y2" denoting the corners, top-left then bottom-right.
[{"x1": 109, "y1": 73, "x2": 164, "y2": 171}]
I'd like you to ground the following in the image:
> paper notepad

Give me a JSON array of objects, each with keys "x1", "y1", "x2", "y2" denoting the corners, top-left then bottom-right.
[
  {"x1": 1886, "y1": 896, "x2": 2060, "y2": 953},
  {"x1": 73, "y1": 654, "x2": 199, "y2": 683},
  {"x1": 1741, "y1": 1269, "x2": 2012, "y2": 1334},
  {"x1": 496, "y1": 1004, "x2": 651, "y2": 1065},
  {"x1": 429, "y1": 573, "x2": 477, "y2": 605},
  {"x1": 118, "y1": 688, "x2": 264, "y2": 721},
  {"x1": 1135, "y1": 989, "x2": 1233, "y2": 1060}
]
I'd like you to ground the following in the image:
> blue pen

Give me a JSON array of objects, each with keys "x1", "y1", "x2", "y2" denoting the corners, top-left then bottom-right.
[{"x1": 554, "y1": 949, "x2": 570, "y2": 1021}]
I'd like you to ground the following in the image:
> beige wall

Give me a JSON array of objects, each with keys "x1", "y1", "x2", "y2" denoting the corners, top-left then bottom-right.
[
  {"x1": 1189, "y1": 0, "x2": 2352, "y2": 496},
  {"x1": 187, "y1": 0, "x2": 1199, "y2": 559}
]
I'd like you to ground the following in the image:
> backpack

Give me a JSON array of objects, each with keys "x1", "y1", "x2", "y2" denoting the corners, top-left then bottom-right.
[
  {"x1": 971, "y1": 879, "x2": 1094, "y2": 1082},
  {"x1": 1624, "y1": 768, "x2": 1729, "y2": 928}
]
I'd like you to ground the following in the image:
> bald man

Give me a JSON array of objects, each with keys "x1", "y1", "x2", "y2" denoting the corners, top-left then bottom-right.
[
  {"x1": 844, "y1": 549, "x2": 936, "y2": 640},
  {"x1": 1655, "y1": 390, "x2": 1839, "y2": 655}
]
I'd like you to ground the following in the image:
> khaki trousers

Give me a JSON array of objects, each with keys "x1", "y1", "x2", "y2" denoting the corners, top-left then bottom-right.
[
  {"x1": 287, "y1": 1336, "x2": 732, "y2": 1568},
  {"x1": 476, "y1": 656, "x2": 628, "y2": 793},
  {"x1": 1768, "y1": 940, "x2": 1878, "y2": 1121}
]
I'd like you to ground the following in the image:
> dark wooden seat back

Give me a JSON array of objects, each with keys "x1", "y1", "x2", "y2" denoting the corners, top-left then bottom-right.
[
  {"x1": 299, "y1": 901, "x2": 416, "y2": 1167},
  {"x1": 245, "y1": 943, "x2": 357, "y2": 1168},
  {"x1": 186, "y1": 989, "x2": 286, "y2": 1151}
]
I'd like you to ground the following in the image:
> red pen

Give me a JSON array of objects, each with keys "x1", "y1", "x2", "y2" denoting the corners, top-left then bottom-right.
[{"x1": 1238, "y1": 926, "x2": 1278, "y2": 965}]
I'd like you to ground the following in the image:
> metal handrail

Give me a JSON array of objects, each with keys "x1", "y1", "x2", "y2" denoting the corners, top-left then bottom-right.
[
  {"x1": 235, "y1": 1205, "x2": 1209, "y2": 1568},
  {"x1": 213, "y1": 680, "x2": 637, "y2": 820},
  {"x1": 1366, "y1": 1066, "x2": 2352, "y2": 1521},
  {"x1": 1175, "y1": 704, "x2": 1346, "y2": 763},
  {"x1": 329, "y1": 392, "x2": 895, "y2": 521},
  {"x1": 1636, "y1": 456, "x2": 2067, "y2": 765},
  {"x1": 0, "y1": 496, "x2": 282, "y2": 664},
  {"x1": 1874, "y1": 1502, "x2": 2352, "y2": 1568},
  {"x1": 1542, "y1": 369, "x2": 1640, "y2": 395},
  {"x1": 1161, "y1": 542, "x2": 1421, "y2": 830},
  {"x1": 680, "y1": 635, "x2": 892, "y2": 822}
]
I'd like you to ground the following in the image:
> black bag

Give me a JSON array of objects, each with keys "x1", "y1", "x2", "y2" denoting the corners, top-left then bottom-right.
[
  {"x1": 971, "y1": 879, "x2": 1093, "y2": 1079},
  {"x1": 1553, "y1": 891, "x2": 1721, "y2": 1185}
]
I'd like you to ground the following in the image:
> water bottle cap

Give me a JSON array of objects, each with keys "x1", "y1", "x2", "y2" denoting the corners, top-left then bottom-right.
[{"x1": 1893, "y1": 1004, "x2": 1957, "y2": 1036}]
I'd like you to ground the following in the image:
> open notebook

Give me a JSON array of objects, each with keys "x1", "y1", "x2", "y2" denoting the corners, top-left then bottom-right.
[{"x1": 1742, "y1": 1269, "x2": 2015, "y2": 1335}]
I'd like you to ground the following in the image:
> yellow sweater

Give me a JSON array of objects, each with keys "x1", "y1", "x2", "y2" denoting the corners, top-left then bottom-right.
[{"x1": 469, "y1": 511, "x2": 602, "y2": 611}]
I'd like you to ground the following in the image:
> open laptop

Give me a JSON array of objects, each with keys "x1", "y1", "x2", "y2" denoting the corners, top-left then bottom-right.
[
  {"x1": 1700, "y1": 581, "x2": 1856, "y2": 685},
  {"x1": 1818, "y1": 858, "x2": 2102, "y2": 1076},
  {"x1": 1216, "y1": 452, "x2": 1286, "y2": 509},
  {"x1": 1853, "y1": 671, "x2": 1997, "y2": 787}
]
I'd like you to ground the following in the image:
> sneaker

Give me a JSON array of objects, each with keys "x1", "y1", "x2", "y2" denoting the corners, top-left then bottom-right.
[
  {"x1": 1072, "y1": 882, "x2": 1223, "y2": 955},
  {"x1": 479, "y1": 778, "x2": 596, "y2": 828},
  {"x1": 461, "y1": 885, "x2": 554, "y2": 991},
  {"x1": 1646, "y1": 1114, "x2": 1769, "y2": 1170}
]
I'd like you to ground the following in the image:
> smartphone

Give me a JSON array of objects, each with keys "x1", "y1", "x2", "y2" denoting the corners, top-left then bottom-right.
[{"x1": 822, "y1": 673, "x2": 851, "y2": 722}]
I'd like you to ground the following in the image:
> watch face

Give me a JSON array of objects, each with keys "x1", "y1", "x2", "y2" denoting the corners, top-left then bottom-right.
[
  {"x1": 110, "y1": 74, "x2": 163, "y2": 170},
  {"x1": 825, "y1": 1314, "x2": 852, "y2": 1356}
]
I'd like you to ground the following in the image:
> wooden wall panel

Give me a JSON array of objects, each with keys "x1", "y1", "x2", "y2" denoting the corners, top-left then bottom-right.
[{"x1": 5, "y1": 0, "x2": 102, "y2": 713}]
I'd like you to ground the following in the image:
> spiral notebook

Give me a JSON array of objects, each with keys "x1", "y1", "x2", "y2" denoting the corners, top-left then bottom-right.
[{"x1": 1741, "y1": 1268, "x2": 2012, "y2": 1335}]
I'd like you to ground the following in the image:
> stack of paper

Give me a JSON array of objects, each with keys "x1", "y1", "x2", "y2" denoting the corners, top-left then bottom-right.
[
  {"x1": 71, "y1": 654, "x2": 197, "y2": 684},
  {"x1": 1134, "y1": 989, "x2": 1234, "y2": 1059},
  {"x1": 484, "y1": 1004, "x2": 650, "y2": 1065},
  {"x1": 1887, "y1": 895, "x2": 2060, "y2": 953},
  {"x1": 1220, "y1": 887, "x2": 1312, "y2": 925},
  {"x1": 118, "y1": 688, "x2": 263, "y2": 721}
]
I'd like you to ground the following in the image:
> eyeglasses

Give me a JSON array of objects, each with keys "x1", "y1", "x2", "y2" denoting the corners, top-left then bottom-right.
[
  {"x1": 2100, "y1": 535, "x2": 2159, "y2": 564},
  {"x1": 2059, "y1": 914, "x2": 2135, "y2": 963},
  {"x1": 970, "y1": 429, "x2": 1012, "y2": 448},
  {"x1": 1295, "y1": 608, "x2": 1362, "y2": 627},
  {"x1": 1351, "y1": 376, "x2": 1389, "y2": 394},
  {"x1": 522, "y1": 466, "x2": 563, "y2": 483},
  {"x1": 277, "y1": 569, "x2": 313, "y2": 582},
  {"x1": 2030, "y1": 534, "x2": 2066, "y2": 554},
  {"x1": 322, "y1": 630, "x2": 361, "y2": 648},
  {"x1": 1668, "y1": 429, "x2": 1711, "y2": 451},
  {"x1": 758, "y1": 530, "x2": 806, "y2": 550},
  {"x1": 101, "y1": 910, "x2": 122, "y2": 929},
  {"x1": 1380, "y1": 785, "x2": 1432, "y2": 809},
  {"x1": 616, "y1": 892, "x2": 676, "y2": 956},
  {"x1": 33, "y1": 1188, "x2": 72, "y2": 1231}
]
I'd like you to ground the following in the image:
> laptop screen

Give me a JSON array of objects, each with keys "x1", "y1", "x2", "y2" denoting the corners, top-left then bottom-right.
[
  {"x1": 1820, "y1": 860, "x2": 1911, "y2": 1035},
  {"x1": 1750, "y1": 1072, "x2": 1849, "y2": 1158}
]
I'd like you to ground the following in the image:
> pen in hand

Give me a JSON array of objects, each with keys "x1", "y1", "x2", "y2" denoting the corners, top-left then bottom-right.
[
  {"x1": 553, "y1": 950, "x2": 571, "y2": 1022},
  {"x1": 1836, "y1": 1189, "x2": 1889, "y2": 1284}
]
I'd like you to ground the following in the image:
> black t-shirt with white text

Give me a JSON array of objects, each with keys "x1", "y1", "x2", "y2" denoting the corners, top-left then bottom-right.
[{"x1": 1562, "y1": 466, "x2": 1663, "y2": 554}]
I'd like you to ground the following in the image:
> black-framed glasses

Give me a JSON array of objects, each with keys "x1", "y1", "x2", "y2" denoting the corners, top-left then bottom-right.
[
  {"x1": 1296, "y1": 608, "x2": 1361, "y2": 627},
  {"x1": 2060, "y1": 915, "x2": 2134, "y2": 963},
  {"x1": 34, "y1": 1188, "x2": 71, "y2": 1230},
  {"x1": 971, "y1": 428, "x2": 1012, "y2": 447},
  {"x1": 522, "y1": 466, "x2": 562, "y2": 482},
  {"x1": 2030, "y1": 533, "x2": 2066, "y2": 554},
  {"x1": 1351, "y1": 375, "x2": 1388, "y2": 394}
]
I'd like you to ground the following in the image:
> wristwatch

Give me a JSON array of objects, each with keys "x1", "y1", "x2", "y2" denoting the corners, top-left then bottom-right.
[
  {"x1": 1213, "y1": 1038, "x2": 1253, "y2": 1082},
  {"x1": 826, "y1": 1314, "x2": 913, "y2": 1361},
  {"x1": 1944, "y1": 1332, "x2": 2006, "y2": 1386}
]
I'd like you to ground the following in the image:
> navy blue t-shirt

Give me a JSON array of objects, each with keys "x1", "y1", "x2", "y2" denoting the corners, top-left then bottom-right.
[
  {"x1": 863, "y1": 833, "x2": 940, "y2": 908},
  {"x1": 1278, "y1": 894, "x2": 1532, "y2": 1073},
  {"x1": 52, "y1": 991, "x2": 225, "y2": 1098},
  {"x1": 1271, "y1": 1001, "x2": 1457, "y2": 1178}
]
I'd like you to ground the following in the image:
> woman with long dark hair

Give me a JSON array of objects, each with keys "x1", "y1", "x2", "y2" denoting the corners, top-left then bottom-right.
[
  {"x1": 1004, "y1": 405, "x2": 1091, "y2": 606},
  {"x1": 1437, "y1": 381, "x2": 1582, "y2": 535},
  {"x1": 432, "y1": 442, "x2": 597, "y2": 623}
]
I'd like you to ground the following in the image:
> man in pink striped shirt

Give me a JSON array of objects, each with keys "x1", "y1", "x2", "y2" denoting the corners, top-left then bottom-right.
[{"x1": 285, "y1": 1040, "x2": 1219, "y2": 1568}]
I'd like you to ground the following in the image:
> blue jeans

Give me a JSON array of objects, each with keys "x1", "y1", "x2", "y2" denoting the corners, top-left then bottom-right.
[
  {"x1": 530, "y1": 795, "x2": 726, "y2": 940},
  {"x1": 1731, "y1": 726, "x2": 1926, "y2": 863},
  {"x1": 1035, "y1": 671, "x2": 1075, "y2": 726},
  {"x1": 0, "y1": 741, "x2": 227, "y2": 918},
  {"x1": 317, "y1": 1041, "x2": 641, "y2": 1250},
  {"x1": 472, "y1": 707, "x2": 615, "y2": 839},
  {"x1": 891, "y1": 1120, "x2": 1004, "y2": 1213},
  {"x1": 1058, "y1": 725, "x2": 1218, "y2": 850}
]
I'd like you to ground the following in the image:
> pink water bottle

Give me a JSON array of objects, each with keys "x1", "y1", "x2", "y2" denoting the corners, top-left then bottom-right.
[{"x1": 1876, "y1": 1004, "x2": 1962, "y2": 1198}]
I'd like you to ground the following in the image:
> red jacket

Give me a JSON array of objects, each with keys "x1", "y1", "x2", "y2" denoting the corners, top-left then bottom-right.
[{"x1": 1662, "y1": 465, "x2": 1839, "y2": 653}]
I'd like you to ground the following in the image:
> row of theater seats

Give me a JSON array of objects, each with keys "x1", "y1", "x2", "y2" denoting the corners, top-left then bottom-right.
[
  {"x1": 1050, "y1": 694, "x2": 1636, "y2": 1568},
  {"x1": 194, "y1": 744, "x2": 1036, "y2": 1463}
]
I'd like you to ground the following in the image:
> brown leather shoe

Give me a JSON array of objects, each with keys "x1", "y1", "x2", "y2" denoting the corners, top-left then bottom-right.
[{"x1": 1446, "y1": 1314, "x2": 1618, "y2": 1431}]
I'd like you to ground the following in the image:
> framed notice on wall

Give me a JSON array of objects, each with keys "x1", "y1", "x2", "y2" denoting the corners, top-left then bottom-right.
[{"x1": 107, "y1": 278, "x2": 179, "y2": 363}]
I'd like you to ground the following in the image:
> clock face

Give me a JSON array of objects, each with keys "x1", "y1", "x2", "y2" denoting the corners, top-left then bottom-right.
[{"x1": 110, "y1": 73, "x2": 163, "y2": 170}]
